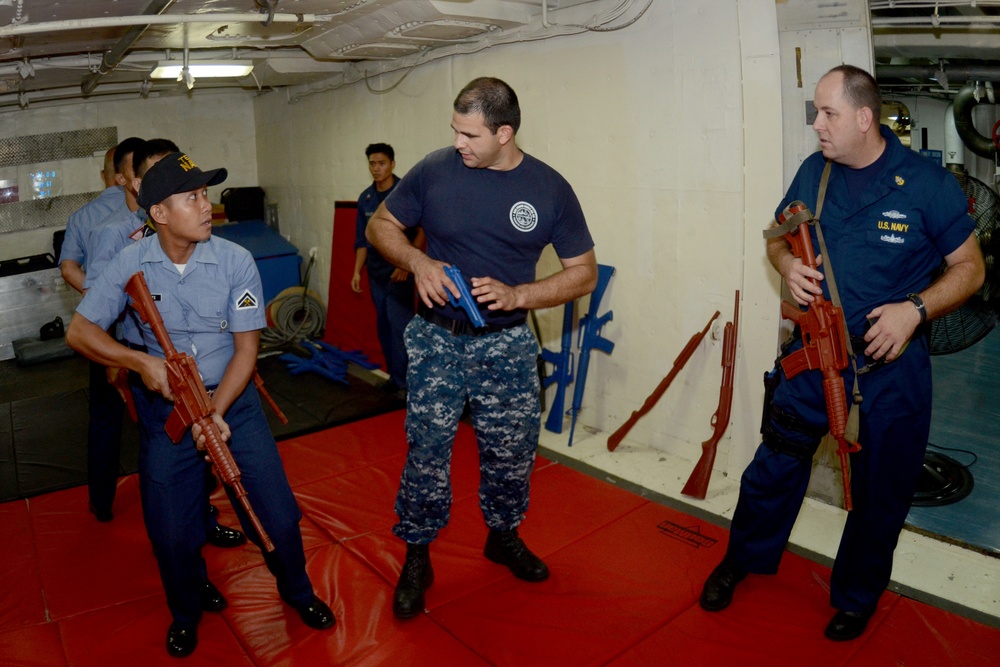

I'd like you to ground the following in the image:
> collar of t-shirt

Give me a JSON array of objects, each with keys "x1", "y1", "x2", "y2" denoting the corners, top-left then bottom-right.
[{"x1": 840, "y1": 144, "x2": 889, "y2": 208}]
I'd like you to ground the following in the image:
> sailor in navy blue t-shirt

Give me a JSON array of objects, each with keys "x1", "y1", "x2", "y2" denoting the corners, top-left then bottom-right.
[{"x1": 367, "y1": 77, "x2": 599, "y2": 620}]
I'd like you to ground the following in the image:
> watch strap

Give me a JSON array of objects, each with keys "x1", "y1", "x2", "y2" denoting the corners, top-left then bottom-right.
[{"x1": 907, "y1": 293, "x2": 927, "y2": 324}]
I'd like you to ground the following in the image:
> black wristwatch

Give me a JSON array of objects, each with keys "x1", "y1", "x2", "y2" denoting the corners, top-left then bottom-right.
[{"x1": 906, "y1": 293, "x2": 927, "y2": 324}]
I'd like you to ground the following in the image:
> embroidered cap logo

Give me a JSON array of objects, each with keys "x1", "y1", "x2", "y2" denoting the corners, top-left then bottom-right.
[{"x1": 178, "y1": 155, "x2": 197, "y2": 172}]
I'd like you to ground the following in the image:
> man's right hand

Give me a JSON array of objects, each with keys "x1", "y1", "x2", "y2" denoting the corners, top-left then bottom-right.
[
  {"x1": 139, "y1": 355, "x2": 172, "y2": 401},
  {"x1": 350, "y1": 272, "x2": 362, "y2": 293},
  {"x1": 412, "y1": 256, "x2": 459, "y2": 309}
]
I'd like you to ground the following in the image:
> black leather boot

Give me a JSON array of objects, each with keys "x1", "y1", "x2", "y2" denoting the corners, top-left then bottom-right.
[
  {"x1": 484, "y1": 528, "x2": 549, "y2": 582},
  {"x1": 699, "y1": 557, "x2": 747, "y2": 611},
  {"x1": 393, "y1": 543, "x2": 433, "y2": 619}
]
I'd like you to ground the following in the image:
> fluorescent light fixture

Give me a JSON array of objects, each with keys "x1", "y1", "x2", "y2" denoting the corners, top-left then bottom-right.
[{"x1": 150, "y1": 60, "x2": 254, "y2": 79}]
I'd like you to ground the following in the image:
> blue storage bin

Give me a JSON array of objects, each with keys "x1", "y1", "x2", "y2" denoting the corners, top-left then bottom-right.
[{"x1": 212, "y1": 219, "x2": 302, "y2": 303}]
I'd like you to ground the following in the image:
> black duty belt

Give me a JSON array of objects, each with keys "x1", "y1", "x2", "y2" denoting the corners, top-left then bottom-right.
[{"x1": 418, "y1": 305, "x2": 525, "y2": 336}]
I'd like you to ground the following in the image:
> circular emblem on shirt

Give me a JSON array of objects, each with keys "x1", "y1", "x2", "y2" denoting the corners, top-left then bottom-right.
[{"x1": 509, "y1": 201, "x2": 538, "y2": 232}]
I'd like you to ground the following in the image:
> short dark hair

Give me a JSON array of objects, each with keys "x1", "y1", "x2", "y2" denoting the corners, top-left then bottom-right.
[
  {"x1": 365, "y1": 143, "x2": 394, "y2": 161},
  {"x1": 113, "y1": 137, "x2": 145, "y2": 175},
  {"x1": 133, "y1": 138, "x2": 180, "y2": 178},
  {"x1": 453, "y1": 77, "x2": 520, "y2": 135},
  {"x1": 828, "y1": 65, "x2": 882, "y2": 117}
]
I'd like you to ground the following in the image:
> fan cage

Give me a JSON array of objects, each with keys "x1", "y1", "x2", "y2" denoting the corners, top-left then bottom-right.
[{"x1": 930, "y1": 170, "x2": 1000, "y2": 355}]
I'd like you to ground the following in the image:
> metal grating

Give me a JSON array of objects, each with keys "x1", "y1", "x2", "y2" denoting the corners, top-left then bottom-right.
[
  {"x1": 0, "y1": 192, "x2": 102, "y2": 234},
  {"x1": 0, "y1": 127, "x2": 118, "y2": 168}
]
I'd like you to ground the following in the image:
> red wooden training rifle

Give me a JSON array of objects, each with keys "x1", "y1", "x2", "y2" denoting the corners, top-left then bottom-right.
[{"x1": 769, "y1": 201, "x2": 861, "y2": 510}]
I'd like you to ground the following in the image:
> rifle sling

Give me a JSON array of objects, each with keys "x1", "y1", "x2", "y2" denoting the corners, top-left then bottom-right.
[{"x1": 812, "y1": 161, "x2": 863, "y2": 443}]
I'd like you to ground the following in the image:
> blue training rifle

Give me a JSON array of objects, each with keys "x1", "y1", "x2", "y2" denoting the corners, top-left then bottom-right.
[
  {"x1": 567, "y1": 264, "x2": 616, "y2": 446},
  {"x1": 542, "y1": 301, "x2": 575, "y2": 434}
]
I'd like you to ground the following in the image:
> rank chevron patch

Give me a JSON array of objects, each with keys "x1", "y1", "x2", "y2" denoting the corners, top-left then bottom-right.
[{"x1": 236, "y1": 290, "x2": 258, "y2": 310}]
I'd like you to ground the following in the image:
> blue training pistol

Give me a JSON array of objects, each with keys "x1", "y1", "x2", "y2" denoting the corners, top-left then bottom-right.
[{"x1": 444, "y1": 265, "x2": 486, "y2": 328}]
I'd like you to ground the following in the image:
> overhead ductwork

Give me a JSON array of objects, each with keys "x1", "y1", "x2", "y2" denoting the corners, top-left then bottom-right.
[{"x1": 79, "y1": 0, "x2": 175, "y2": 97}]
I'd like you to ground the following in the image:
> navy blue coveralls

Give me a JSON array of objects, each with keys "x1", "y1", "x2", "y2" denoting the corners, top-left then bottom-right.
[
  {"x1": 354, "y1": 176, "x2": 417, "y2": 389},
  {"x1": 76, "y1": 235, "x2": 316, "y2": 630},
  {"x1": 726, "y1": 126, "x2": 976, "y2": 615}
]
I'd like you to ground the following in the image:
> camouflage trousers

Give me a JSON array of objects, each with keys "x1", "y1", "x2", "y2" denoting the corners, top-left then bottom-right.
[{"x1": 392, "y1": 315, "x2": 541, "y2": 544}]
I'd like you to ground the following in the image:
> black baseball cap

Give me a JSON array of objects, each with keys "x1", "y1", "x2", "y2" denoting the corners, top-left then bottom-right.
[{"x1": 137, "y1": 152, "x2": 227, "y2": 211}]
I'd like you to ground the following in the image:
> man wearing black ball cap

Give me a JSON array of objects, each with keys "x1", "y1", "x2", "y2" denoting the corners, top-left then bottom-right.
[{"x1": 67, "y1": 152, "x2": 334, "y2": 657}]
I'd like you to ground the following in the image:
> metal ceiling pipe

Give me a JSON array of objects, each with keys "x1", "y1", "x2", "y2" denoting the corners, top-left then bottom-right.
[
  {"x1": 0, "y1": 12, "x2": 321, "y2": 37},
  {"x1": 952, "y1": 83, "x2": 997, "y2": 158},
  {"x1": 80, "y1": 0, "x2": 176, "y2": 97},
  {"x1": 875, "y1": 64, "x2": 1000, "y2": 82}
]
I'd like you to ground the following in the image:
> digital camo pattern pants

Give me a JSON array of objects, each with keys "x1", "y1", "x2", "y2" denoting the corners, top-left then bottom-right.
[{"x1": 393, "y1": 315, "x2": 541, "y2": 545}]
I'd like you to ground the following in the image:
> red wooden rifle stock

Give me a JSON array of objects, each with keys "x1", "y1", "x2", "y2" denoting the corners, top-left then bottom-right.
[
  {"x1": 124, "y1": 271, "x2": 275, "y2": 551},
  {"x1": 607, "y1": 310, "x2": 720, "y2": 452},
  {"x1": 773, "y1": 201, "x2": 860, "y2": 511},
  {"x1": 682, "y1": 290, "x2": 740, "y2": 499}
]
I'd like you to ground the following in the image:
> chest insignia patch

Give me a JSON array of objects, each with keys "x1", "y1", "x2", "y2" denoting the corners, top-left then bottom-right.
[
  {"x1": 509, "y1": 201, "x2": 538, "y2": 233},
  {"x1": 236, "y1": 290, "x2": 258, "y2": 310},
  {"x1": 895, "y1": 175, "x2": 905, "y2": 186},
  {"x1": 880, "y1": 233, "x2": 905, "y2": 245}
]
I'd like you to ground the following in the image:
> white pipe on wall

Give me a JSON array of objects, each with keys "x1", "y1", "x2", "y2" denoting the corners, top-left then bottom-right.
[
  {"x1": 944, "y1": 105, "x2": 965, "y2": 166},
  {"x1": 0, "y1": 13, "x2": 325, "y2": 37}
]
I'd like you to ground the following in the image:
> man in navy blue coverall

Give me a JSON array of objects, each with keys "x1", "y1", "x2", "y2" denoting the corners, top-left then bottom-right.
[{"x1": 699, "y1": 65, "x2": 984, "y2": 642}]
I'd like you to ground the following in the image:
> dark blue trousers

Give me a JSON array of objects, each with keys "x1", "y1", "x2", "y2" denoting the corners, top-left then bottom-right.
[
  {"x1": 133, "y1": 380, "x2": 314, "y2": 629},
  {"x1": 367, "y1": 262, "x2": 415, "y2": 389},
  {"x1": 87, "y1": 360, "x2": 125, "y2": 514},
  {"x1": 727, "y1": 340, "x2": 932, "y2": 614}
]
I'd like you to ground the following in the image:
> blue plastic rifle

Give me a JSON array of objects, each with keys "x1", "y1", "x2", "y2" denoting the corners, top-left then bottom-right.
[
  {"x1": 567, "y1": 264, "x2": 616, "y2": 446},
  {"x1": 542, "y1": 301, "x2": 575, "y2": 433}
]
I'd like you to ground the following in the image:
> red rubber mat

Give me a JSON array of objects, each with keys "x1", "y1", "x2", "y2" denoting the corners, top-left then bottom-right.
[{"x1": 1, "y1": 409, "x2": 997, "y2": 665}]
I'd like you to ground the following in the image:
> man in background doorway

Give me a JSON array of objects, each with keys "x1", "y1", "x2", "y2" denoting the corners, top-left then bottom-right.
[{"x1": 351, "y1": 143, "x2": 423, "y2": 391}]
